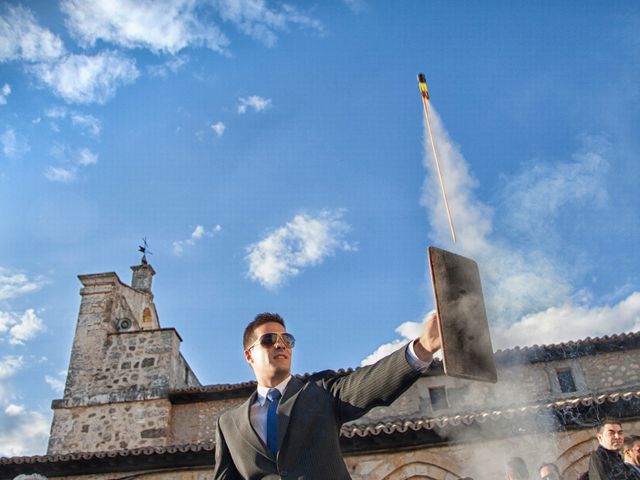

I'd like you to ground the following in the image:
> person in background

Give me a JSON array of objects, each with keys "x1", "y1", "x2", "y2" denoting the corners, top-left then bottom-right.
[
  {"x1": 538, "y1": 462, "x2": 563, "y2": 480},
  {"x1": 506, "y1": 457, "x2": 530, "y2": 480},
  {"x1": 624, "y1": 435, "x2": 640, "y2": 475},
  {"x1": 588, "y1": 417, "x2": 640, "y2": 480}
]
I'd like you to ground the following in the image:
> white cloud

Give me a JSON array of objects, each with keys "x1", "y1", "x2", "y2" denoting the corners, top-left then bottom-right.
[
  {"x1": 173, "y1": 224, "x2": 222, "y2": 255},
  {"x1": 343, "y1": 0, "x2": 367, "y2": 13},
  {"x1": 29, "y1": 51, "x2": 139, "y2": 104},
  {"x1": 45, "y1": 374, "x2": 65, "y2": 394},
  {"x1": 5, "y1": 404, "x2": 24, "y2": 416},
  {"x1": 61, "y1": 0, "x2": 229, "y2": 54},
  {"x1": 0, "y1": 83, "x2": 11, "y2": 104},
  {"x1": 45, "y1": 145, "x2": 98, "y2": 182},
  {"x1": 44, "y1": 108, "x2": 102, "y2": 137},
  {"x1": 77, "y1": 148, "x2": 98, "y2": 166},
  {"x1": 0, "y1": 356, "x2": 23, "y2": 380},
  {"x1": 211, "y1": 121, "x2": 226, "y2": 137},
  {"x1": 44, "y1": 165, "x2": 76, "y2": 183},
  {"x1": 60, "y1": 0, "x2": 322, "y2": 55},
  {"x1": 214, "y1": 0, "x2": 324, "y2": 47},
  {"x1": 0, "y1": 128, "x2": 16, "y2": 157},
  {"x1": 0, "y1": 4, "x2": 65, "y2": 63},
  {"x1": 45, "y1": 106, "x2": 67, "y2": 119},
  {"x1": 147, "y1": 55, "x2": 189, "y2": 77},
  {"x1": 361, "y1": 315, "x2": 437, "y2": 366},
  {"x1": 502, "y1": 136, "x2": 609, "y2": 237},
  {"x1": 9, "y1": 309, "x2": 45, "y2": 345},
  {"x1": 71, "y1": 113, "x2": 101, "y2": 137},
  {"x1": 0, "y1": 269, "x2": 42, "y2": 300},
  {"x1": 246, "y1": 210, "x2": 357, "y2": 289},
  {"x1": 0, "y1": 404, "x2": 50, "y2": 457},
  {"x1": 238, "y1": 95, "x2": 271, "y2": 114},
  {"x1": 0, "y1": 309, "x2": 45, "y2": 345},
  {"x1": 1, "y1": 128, "x2": 30, "y2": 159},
  {"x1": 0, "y1": 312, "x2": 13, "y2": 333},
  {"x1": 492, "y1": 291, "x2": 640, "y2": 349}
]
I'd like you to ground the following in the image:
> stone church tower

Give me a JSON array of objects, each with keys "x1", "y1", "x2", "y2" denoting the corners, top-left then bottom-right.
[{"x1": 47, "y1": 258, "x2": 200, "y2": 454}]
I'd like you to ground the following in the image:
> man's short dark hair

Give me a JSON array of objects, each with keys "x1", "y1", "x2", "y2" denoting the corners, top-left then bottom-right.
[
  {"x1": 243, "y1": 312, "x2": 286, "y2": 349},
  {"x1": 539, "y1": 462, "x2": 561, "y2": 476},
  {"x1": 506, "y1": 457, "x2": 529, "y2": 480},
  {"x1": 624, "y1": 435, "x2": 640, "y2": 449},
  {"x1": 597, "y1": 417, "x2": 622, "y2": 434}
]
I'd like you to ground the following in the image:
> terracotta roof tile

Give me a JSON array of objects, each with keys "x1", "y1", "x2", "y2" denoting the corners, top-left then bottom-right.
[{"x1": 340, "y1": 389, "x2": 640, "y2": 438}]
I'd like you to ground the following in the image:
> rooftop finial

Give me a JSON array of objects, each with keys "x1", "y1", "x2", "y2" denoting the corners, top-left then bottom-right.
[{"x1": 138, "y1": 237, "x2": 152, "y2": 265}]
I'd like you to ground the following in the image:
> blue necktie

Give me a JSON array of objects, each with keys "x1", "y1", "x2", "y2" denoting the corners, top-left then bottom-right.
[{"x1": 266, "y1": 388, "x2": 281, "y2": 456}]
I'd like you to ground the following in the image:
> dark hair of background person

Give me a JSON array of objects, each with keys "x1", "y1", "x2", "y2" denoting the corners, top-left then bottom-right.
[
  {"x1": 624, "y1": 435, "x2": 640, "y2": 449},
  {"x1": 597, "y1": 416, "x2": 622, "y2": 434}
]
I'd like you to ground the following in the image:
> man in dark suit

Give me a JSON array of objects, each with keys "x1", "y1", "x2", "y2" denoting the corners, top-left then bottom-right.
[
  {"x1": 213, "y1": 311, "x2": 441, "y2": 479},
  {"x1": 588, "y1": 418, "x2": 640, "y2": 480}
]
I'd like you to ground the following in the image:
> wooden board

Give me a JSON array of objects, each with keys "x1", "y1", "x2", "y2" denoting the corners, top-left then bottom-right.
[{"x1": 428, "y1": 246, "x2": 497, "y2": 383}]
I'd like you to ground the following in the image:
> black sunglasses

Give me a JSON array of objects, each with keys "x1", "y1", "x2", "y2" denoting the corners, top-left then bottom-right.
[{"x1": 247, "y1": 332, "x2": 296, "y2": 351}]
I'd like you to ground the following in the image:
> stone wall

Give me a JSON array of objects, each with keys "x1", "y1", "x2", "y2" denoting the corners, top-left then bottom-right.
[
  {"x1": 47, "y1": 399, "x2": 172, "y2": 454},
  {"x1": 170, "y1": 398, "x2": 244, "y2": 445},
  {"x1": 579, "y1": 349, "x2": 640, "y2": 391}
]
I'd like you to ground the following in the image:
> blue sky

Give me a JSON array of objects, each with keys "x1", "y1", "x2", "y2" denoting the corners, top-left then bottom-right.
[{"x1": 1, "y1": 0, "x2": 639, "y2": 456}]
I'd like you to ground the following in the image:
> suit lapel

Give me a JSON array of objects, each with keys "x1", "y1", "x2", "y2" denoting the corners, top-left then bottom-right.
[
  {"x1": 276, "y1": 376, "x2": 304, "y2": 453},
  {"x1": 231, "y1": 391, "x2": 273, "y2": 461}
]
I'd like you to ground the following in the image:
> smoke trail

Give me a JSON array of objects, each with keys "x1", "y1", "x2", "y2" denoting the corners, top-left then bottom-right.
[
  {"x1": 362, "y1": 104, "x2": 639, "y2": 366},
  {"x1": 420, "y1": 107, "x2": 575, "y2": 333}
]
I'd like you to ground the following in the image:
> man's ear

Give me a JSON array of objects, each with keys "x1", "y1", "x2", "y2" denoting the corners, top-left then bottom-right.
[
  {"x1": 244, "y1": 348, "x2": 253, "y2": 365},
  {"x1": 597, "y1": 432, "x2": 603, "y2": 444}
]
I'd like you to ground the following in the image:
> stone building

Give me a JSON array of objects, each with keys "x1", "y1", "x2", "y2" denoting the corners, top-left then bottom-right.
[{"x1": 1, "y1": 260, "x2": 639, "y2": 479}]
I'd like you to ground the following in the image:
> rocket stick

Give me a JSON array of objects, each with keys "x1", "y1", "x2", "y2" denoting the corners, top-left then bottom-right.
[{"x1": 417, "y1": 73, "x2": 457, "y2": 243}]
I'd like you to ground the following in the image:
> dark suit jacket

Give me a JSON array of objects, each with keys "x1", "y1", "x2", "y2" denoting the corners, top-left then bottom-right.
[
  {"x1": 589, "y1": 446, "x2": 640, "y2": 480},
  {"x1": 213, "y1": 346, "x2": 422, "y2": 479}
]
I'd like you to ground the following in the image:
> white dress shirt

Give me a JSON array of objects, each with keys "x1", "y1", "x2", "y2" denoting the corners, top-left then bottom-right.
[
  {"x1": 250, "y1": 376, "x2": 292, "y2": 444},
  {"x1": 249, "y1": 340, "x2": 432, "y2": 443}
]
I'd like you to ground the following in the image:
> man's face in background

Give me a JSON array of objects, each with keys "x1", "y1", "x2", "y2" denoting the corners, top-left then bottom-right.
[{"x1": 597, "y1": 423, "x2": 624, "y2": 451}]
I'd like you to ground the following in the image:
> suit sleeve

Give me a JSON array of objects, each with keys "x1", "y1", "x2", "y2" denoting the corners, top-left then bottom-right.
[
  {"x1": 319, "y1": 346, "x2": 421, "y2": 424},
  {"x1": 213, "y1": 417, "x2": 242, "y2": 480}
]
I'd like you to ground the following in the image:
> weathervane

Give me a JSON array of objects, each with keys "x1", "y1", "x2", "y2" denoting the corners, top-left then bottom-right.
[{"x1": 138, "y1": 237, "x2": 153, "y2": 264}]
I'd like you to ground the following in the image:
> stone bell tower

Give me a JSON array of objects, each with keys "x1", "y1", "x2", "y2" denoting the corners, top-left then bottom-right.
[
  {"x1": 131, "y1": 252, "x2": 155, "y2": 293},
  {"x1": 47, "y1": 253, "x2": 200, "y2": 454}
]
